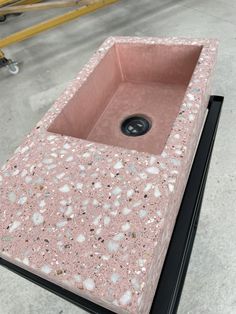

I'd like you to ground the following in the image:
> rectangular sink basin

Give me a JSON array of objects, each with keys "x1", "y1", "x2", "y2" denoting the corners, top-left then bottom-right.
[
  {"x1": 48, "y1": 42, "x2": 202, "y2": 155},
  {"x1": 0, "y1": 37, "x2": 218, "y2": 314}
]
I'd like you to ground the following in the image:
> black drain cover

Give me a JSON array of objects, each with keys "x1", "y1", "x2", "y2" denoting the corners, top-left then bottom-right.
[{"x1": 121, "y1": 115, "x2": 151, "y2": 137}]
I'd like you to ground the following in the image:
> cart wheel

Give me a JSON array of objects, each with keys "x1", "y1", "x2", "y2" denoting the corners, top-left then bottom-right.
[
  {"x1": 7, "y1": 62, "x2": 19, "y2": 75},
  {"x1": 0, "y1": 15, "x2": 6, "y2": 22}
]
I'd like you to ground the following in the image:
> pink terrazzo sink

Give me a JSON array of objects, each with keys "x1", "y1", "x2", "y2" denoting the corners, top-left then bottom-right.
[
  {"x1": 48, "y1": 42, "x2": 202, "y2": 155},
  {"x1": 0, "y1": 37, "x2": 218, "y2": 314}
]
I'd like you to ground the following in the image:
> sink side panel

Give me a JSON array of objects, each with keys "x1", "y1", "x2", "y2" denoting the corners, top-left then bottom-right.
[
  {"x1": 48, "y1": 45, "x2": 122, "y2": 139},
  {"x1": 116, "y1": 43, "x2": 202, "y2": 86}
]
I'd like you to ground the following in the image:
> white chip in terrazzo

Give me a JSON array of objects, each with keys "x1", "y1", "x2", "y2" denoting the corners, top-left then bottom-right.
[
  {"x1": 32, "y1": 212, "x2": 44, "y2": 225},
  {"x1": 9, "y1": 221, "x2": 21, "y2": 233},
  {"x1": 104, "y1": 216, "x2": 111, "y2": 225},
  {"x1": 66, "y1": 156, "x2": 73, "y2": 162},
  {"x1": 107, "y1": 240, "x2": 120, "y2": 252},
  {"x1": 83, "y1": 278, "x2": 95, "y2": 291},
  {"x1": 113, "y1": 233, "x2": 125, "y2": 241},
  {"x1": 122, "y1": 207, "x2": 132, "y2": 215},
  {"x1": 42, "y1": 158, "x2": 53, "y2": 164},
  {"x1": 114, "y1": 161, "x2": 123, "y2": 169},
  {"x1": 39, "y1": 200, "x2": 46, "y2": 208},
  {"x1": 146, "y1": 167, "x2": 159, "y2": 174},
  {"x1": 76, "y1": 182, "x2": 83, "y2": 190},
  {"x1": 59, "y1": 184, "x2": 70, "y2": 193},
  {"x1": 119, "y1": 290, "x2": 132, "y2": 306},
  {"x1": 8, "y1": 192, "x2": 16, "y2": 203},
  {"x1": 139, "y1": 209, "x2": 147, "y2": 218},
  {"x1": 74, "y1": 275, "x2": 82, "y2": 282},
  {"x1": 56, "y1": 173, "x2": 65, "y2": 179},
  {"x1": 127, "y1": 189, "x2": 134, "y2": 197},
  {"x1": 144, "y1": 183, "x2": 152, "y2": 192},
  {"x1": 154, "y1": 186, "x2": 161, "y2": 198},
  {"x1": 121, "y1": 222, "x2": 130, "y2": 231},
  {"x1": 41, "y1": 265, "x2": 52, "y2": 274},
  {"x1": 111, "y1": 273, "x2": 120, "y2": 283},
  {"x1": 94, "y1": 182, "x2": 102, "y2": 189},
  {"x1": 168, "y1": 184, "x2": 174, "y2": 192},
  {"x1": 149, "y1": 156, "x2": 157, "y2": 165},
  {"x1": 18, "y1": 196, "x2": 27, "y2": 205},
  {"x1": 63, "y1": 143, "x2": 71, "y2": 150},
  {"x1": 76, "y1": 234, "x2": 86, "y2": 243},
  {"x1": 56, "y1": 220, "x2": 67, "y2": 228}
]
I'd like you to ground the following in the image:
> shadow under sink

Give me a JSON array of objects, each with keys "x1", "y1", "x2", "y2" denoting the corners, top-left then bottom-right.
[{"x1": 48, "y1": 42, "x2": 202, "y2": 155}]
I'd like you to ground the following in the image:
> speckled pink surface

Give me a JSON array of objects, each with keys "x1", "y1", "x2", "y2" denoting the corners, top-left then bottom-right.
[{"x1": 0, "y1": 37, "x2": 218, "y2": 314}]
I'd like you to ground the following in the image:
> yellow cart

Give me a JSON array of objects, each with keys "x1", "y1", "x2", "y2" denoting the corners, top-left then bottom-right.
[{"x1": 0, "y1": 0, "x2": 118, "y2": 74}]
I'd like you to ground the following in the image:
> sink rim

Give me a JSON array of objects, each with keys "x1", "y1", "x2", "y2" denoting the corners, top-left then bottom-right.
[{"x1": 45, "y1": 36, "x2": 218, "y2": 158}]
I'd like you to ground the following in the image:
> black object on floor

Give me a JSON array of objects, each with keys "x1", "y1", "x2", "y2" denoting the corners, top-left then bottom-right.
[{"x1": 0, "y1": 96, "x2": 223, "y2": 314}]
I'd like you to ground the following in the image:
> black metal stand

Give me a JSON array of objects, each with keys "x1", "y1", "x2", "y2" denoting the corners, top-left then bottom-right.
[
  {"x1": 0, "y1": 96, "x2": 223, "y2": 314},
  {"x1": 150, "y1": 96, "x2": 223, "y2": 314}
]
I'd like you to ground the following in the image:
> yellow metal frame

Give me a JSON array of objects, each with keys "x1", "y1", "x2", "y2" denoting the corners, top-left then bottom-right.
[
  {"x1": 0, "y1": 0, "x2": 16, "y2": 5},
  {"x1": 8, "y1": 0, "x2": 43, "y2": 4},
  {"x1": 0, "y1": 0, "x2": 87, "y2": 14},
  {"x1": 6, "y1": 0, "x2": 43, "y2": 6},
  {"x1": 0, "y1": 50, "x2": 4, "y2": 59},
  {"x1": 0, "y1": 0, "x2": 118, "y2": 49}
]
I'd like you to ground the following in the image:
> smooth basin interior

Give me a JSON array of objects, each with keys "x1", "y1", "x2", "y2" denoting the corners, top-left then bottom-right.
[{"x1": 48, "y1": 43, "x2": 202, "y2": 155}]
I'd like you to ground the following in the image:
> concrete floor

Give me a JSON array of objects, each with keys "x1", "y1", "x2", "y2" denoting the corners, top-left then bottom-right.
[{"x1": 0, "y1": 0, "x2": 235, "y2": 313}]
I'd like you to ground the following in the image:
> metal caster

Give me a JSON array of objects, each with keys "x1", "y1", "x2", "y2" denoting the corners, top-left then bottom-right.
[
  {"x1": 0, "y1": 55, "x2": 19, "y2": 75},
  {"x1": 0, "y1": 13, "x2": 22, "y2": 23},
  {"x1": 7, "y1": 61, "x2": 19, "y2": 75},
  {"x1": 0, "y1": 15, "x2": 6, "y2": 22}
]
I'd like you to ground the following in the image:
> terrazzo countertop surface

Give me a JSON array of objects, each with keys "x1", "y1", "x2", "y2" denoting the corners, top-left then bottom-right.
[{"x1": 0, "y1": 37, "x2": 218, "y2": 314}]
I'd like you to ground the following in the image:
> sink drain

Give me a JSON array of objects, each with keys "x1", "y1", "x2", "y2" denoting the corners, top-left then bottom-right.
[{"x1": 121, "y1": 115, "x2": 151, "y2": 137}]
